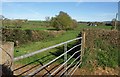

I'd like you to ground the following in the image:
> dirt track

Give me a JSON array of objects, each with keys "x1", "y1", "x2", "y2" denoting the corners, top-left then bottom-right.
[
  {"x1": 13, "y1": 63, "x2": 119, "y2": 76},
  {"x1": 13, "y1": 63, "x2": 81, "y2": 76}
]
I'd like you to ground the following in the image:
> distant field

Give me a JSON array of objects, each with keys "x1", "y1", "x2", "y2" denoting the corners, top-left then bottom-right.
[
  {"x1": 14, "y1": 23, "x2": 112, "y2": 56},
  {"x1": 3, "y1": 21, "x2": 112, "y2": 30},
  {"x1": 3, "y1": 21, "x2": 52, "y2": 30},
  {"x1": 20, "y1": 21, "x2": 51, "y2": 30},
  {"x1": 14, "y1": 23, "x2": 112, "y2": 64}
]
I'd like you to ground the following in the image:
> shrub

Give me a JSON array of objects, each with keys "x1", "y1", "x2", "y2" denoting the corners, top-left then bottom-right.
[
  {"x1": 82, "y1": 29, "x2": 119, "y2": 68},
  {"x1": 95, "y1": 39, "x2": 118, "y2": 68},
  {"x1": 50, "y1": 11, "x2": 78, "y2": 30},
  {"x1": 2, "y1": 29, "x2": 55, "y2": 46}
]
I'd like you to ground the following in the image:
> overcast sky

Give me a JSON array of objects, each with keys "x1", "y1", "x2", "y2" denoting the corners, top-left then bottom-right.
[{"x1": 2, "y1": 2, "x2": 119, "y2": 21}]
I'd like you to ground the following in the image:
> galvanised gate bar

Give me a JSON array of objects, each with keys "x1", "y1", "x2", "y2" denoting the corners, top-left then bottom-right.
[{"x1": 13, "y1": 36, "x2": 84, "y2": 77}]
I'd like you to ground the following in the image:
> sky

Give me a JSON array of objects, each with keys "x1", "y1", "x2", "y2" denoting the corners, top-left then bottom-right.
[
  {"x1": 2, "y1": 2, "x2": 119, "y2": 22},
  {"x1": 118, "y1": 1, "x2": 120, "y2": 21},
  {"x1": 1, "y1": 0, "x2": 120, "y2": 2}
]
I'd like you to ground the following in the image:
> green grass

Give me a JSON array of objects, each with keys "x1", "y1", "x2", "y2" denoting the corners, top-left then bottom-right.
[
  {"x1": 7, "y1": 27, "x2": 53, "y2": 31},
  {"x1": 14, "y1": 24, "x2": 112, "y2": 64},
  {"x1": 3, "y1": 20, "x2": 52, "y2": 30},
  {"x1": 4, "y1": 20, "x2": 112, "y2": 30},
  {"x1": 14, "y1": 27, "x2": 80, "y2": 64},
  {"x1": 95, "y1": 39, "x2": 118, "y2": 68},
  {"x1": 78, "y1": 24, "x2": 112, "y2": 30},
  {"x1": 81, "y1": 38, "x2": 118, "y2": 70},
  {"x1": 14, "y1": 30, "x2": 80, "y2": 57}
]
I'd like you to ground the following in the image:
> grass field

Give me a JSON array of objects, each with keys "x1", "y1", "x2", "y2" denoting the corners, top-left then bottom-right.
[{"x1": 14, "y1": 23, "x2": 112, "y2": 65}]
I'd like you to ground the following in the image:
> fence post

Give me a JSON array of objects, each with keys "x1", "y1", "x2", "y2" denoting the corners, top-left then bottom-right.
[
  {"x1": 64, "y1": 43, "x2": 67, "y2": 76},
  {"x1": 0, "y1": 29, "x2": 2, "y2": 77},
  {"x1": 0, "y1": 43, "x2": 2, "y2": 77},
  {"x1": 81, "y1": 32, "x2": 86, "y2": 62},
  {"x1": 0, "y1": 42, "x2": 14, "y2": 75}
]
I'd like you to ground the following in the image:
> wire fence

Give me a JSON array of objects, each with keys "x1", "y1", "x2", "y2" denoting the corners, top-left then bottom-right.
[{"x1": 13, "y1": 36, "x2": 83, "y2": 77}]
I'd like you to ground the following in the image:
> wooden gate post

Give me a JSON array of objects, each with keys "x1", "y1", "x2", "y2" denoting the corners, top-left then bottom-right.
[
  {"x1": 80, "y1": 32, "x2": 86, "y2": 62},
  {"x1": 0, "y1": 42, "x2": 2, "y2": 77},
  {"x1": 0, "y1": 42, "x2": 14, "y2": 75}
]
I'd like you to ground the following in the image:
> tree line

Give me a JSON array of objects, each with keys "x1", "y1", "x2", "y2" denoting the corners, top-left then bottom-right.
[
  {"x1": 1, "y1": 11, "x2": 120, "y2": 31},
  {"x1": 1, "y1": 11, "x2": 78, "y2": 30}
]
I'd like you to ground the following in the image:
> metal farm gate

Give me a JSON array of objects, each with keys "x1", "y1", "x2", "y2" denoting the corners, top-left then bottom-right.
[{"x1": 13, "y1": 35, "x2": 85, "y2": 77}]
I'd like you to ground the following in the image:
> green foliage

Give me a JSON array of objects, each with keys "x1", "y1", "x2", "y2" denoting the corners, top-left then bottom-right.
[
  {"x1": 2, "y1": 19, "x2": 52, "y2": 29},
  {"x1": 2, "y1": 23, "x2": 111, "y2": 64},
  {"x1": 81, "y1": 29, "x2": 119, "y2": 69},
  {"x1": 82, "y1": 39, "x2": 118, "y2": 70},
  {"x1": 50, "y1": 11, "x2": 78, "y2": 30},
  {"x1": 2, "y1": 29, "x2": 55, "y2": 46},
  {"x1": 2, "y1": 19, "x2": 25, "y2": 28},
  {"x1": 81, "y1": 48, "x2": 93, "y2": 68},
  {"x1": 95, "y1": 39, "x2": 118, "y2": 68}
]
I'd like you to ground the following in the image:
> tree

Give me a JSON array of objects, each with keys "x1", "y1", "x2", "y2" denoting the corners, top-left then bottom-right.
[{"x1": 50, "y1": 11, "x2": 78, "y2": 30}]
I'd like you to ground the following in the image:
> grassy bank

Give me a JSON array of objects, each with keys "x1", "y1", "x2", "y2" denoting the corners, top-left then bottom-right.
[
  {"x1": 14, "y1": 24, "x2": 112, "y2": 64},
  {"x1": 14, "y1": 24, "x2": 112, "y2": 56},
  {"x1": 81, "y1": 29, "x2": 119, "y2": 72}
]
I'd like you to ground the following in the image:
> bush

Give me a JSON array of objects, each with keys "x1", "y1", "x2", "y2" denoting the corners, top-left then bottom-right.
[
  {"x1": 50, "y1": 11, "x2": 78, "y2": 30},
  {"x1": 2, "y1": 29, "x2": 55, "y2": 46},
  {"x1": 95, "y1": 39, "x2": 118, "y2": 68},
  {"x1": 82, "y1": 29, "x2": 119, "y2": 68}
]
